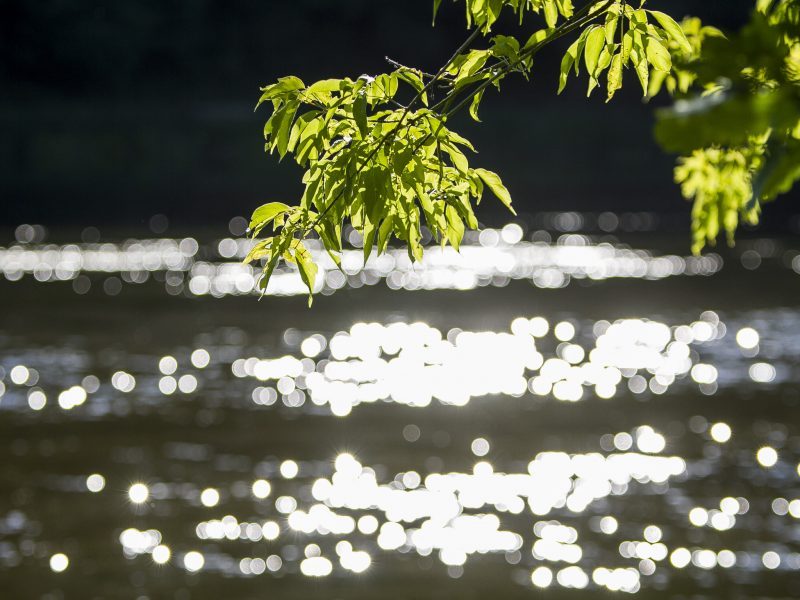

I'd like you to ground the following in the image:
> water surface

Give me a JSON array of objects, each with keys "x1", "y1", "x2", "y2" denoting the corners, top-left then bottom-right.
[{"x1": 2, "y1": 225, "x2": 800, "y2": 599}]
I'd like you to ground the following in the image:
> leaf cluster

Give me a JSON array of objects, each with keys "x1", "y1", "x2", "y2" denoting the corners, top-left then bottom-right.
[
  {"x1": 247, "y1": 0, "x2": 732, "y2": 304},
  {"x1": 653, "y1": 0, "x2": 800, "y2": 253},
  {"x1": 251, "y1": 70, "x2": 513, "y2": 304},
  {"x1": 557, "y1": 2, "x2": 695, "y2": 101},
  {"x1": 434, "y1": 0, "x2": 576, "y2": 32}
]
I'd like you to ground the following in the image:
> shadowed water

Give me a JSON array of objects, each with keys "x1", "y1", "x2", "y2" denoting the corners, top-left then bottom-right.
[{"x1": 1, "y1": 224, "x2": 800, "y2": 599}]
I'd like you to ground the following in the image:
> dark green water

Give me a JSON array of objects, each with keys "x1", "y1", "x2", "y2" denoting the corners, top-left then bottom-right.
[{"x1": 1, "y1": 230, "x2": 800, "y2": 599}]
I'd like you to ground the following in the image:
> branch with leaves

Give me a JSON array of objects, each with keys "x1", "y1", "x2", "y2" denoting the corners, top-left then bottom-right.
[
  {"x1": 654, "y1": 0, "x2": 800, "y2": 253},
  {"x1": 247, "y1": 0, "x2": 798, "y2": 304}
]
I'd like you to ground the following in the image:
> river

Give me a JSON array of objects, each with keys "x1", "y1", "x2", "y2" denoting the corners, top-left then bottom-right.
[{"x1": 1, "y1": 220, "x2": 799, "y2": 598}]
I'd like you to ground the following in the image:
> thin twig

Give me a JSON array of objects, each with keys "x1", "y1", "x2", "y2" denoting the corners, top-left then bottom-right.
[{"x1": 385, "y1": 56, "x2": 438, "y2": 80}]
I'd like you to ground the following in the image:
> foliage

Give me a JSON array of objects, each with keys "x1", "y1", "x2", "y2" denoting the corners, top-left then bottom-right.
[
  {"x1": 248, "y1": 0, "x2": 800, "y2": 303},
  {"x1": 654, "y1": 0, "x2": 800, "y2": 252}
]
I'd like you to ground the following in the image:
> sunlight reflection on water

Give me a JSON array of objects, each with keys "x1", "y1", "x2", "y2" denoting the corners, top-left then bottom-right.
[
  {"x1": 1, "y1": 306, "x2": 799, "y2": 596},
  {"x1": 0, "y1": 228, "x2": 724, "y2": 298},
  {"x1": 2, "y1": 222, "x2": 800, "y2": 598}
]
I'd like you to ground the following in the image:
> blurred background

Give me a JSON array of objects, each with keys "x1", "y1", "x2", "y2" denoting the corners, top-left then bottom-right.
[{"x1": 2, "y1": 2, "x2": 800, "y2": 599}]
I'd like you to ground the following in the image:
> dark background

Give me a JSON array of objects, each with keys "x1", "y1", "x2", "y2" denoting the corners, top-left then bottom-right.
[{"x1": 1, "y1": 0, "x2": 794, "y2": 234}]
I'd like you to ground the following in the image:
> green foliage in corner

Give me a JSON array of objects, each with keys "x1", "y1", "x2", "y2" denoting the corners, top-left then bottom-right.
[
  {"x1": 654, "y1": 0, "x2": 800, "y2": 253},
  {"x1": 247, "y1": 0, "x2": 800, "y2": 303}
]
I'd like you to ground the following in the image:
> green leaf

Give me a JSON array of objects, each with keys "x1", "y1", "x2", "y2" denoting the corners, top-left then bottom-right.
[
  {"x1": 556, "y1": 0, "x2": 574, "y2": 19},
  {"x1": 454, "y1": 194, "x2": 479, "y2": 229},
  {"x1": 647, "y1": 70, "x2": 668, "y2": 99},
  {"x1": 273, "y1": 101, "x2": 300, "y2": 159},
  {"x1": 445, "y1": 142, "x2": 469, "y2": 173},
  {"x1": 306, "y1": 78, "x2": 343, "y2": 95},
  {"x1": 489, "y1": 35, "x2": 520, "y2": 61},
  {"x1": 445, "y1": 129, "x2": 476, "y2": 152},
  {"x1": 596, "y1": 45, "x2": 614, "y2": 76},
  {"x1": 486, "y1": 0, "x2": 504, "y2": 30},
  {"x1": 543, "y1": 0, "x2": 558, "y2": 28},
  {"x1": 368, "y1": 74, "x2": 399, "y2": 104},
  {"x1": 397, "y1": 197, "x2": 424, "y2": 262},
  {"x1": 524, "y1": 28, "x2": 552, "y2": 51},
  {"x1": 474, "y1": 168, "x2": 516, "y2": 214},
  {"x1": 604, "y1": 9, "x2": 619, "y2": 44},
  {"x1": 256, "y1": 76, "x2": 305, "y2": 108},
  {"x1": 645, "y1": 36, "x2": 672, "y2": 72},
  {"x1": 295, "y1": 117, "x2": 324, "y2": 164},
  {"x1": 655, "y1": 90, "x2": 797, "y2": 153},
  {"x1": 606, "y1": 52, "x2": 623, "y2": 102},
  {"x1": 392, "y1": 145, "x2": 414, "y2": 177},
  {"x1": 452, "y1": 50, "x2": 490, "y2": 82},
  {"x1": 584, "y1": 26, "x2": 606, "y2": 77},
  {"x1": 244, "y1": 238, "x2": 273, "y2": 264},
  {"x1": 631, "y1": 46, "x2": 650, "y2": 96},
  {"x1": 294, "y1": 242, "x2": 318, "y2": 307},
  {"x1": 377, "y1": 215, "x2": 394, "y2": 253},
  {"x1": 469, "y1": 89, "x2": 485, "y2": 121},
  {"x1": 249, "y1": 202, "x2": 290, "y2": 234},
  {"x1": 433, "y1": 0, "x2": 443, "y2": 24},
  {"x1": 756, "y1": 0, "x2": 775, "y2": 13},
  {"x1": 445, "y1": 205, "x2": 465, "y2": 250},
  {"x1": 353, "y1": 94, "x2": 368, "y2": 138},
  {"x1": 396, "y1": 69, "x2": 428, "y2": 105},
  {"x1": 288, "y1": 110, "x2": 321, "y2": 153},
  {"x1": 621, "y1": 30, "x2": 633, "y2": 64},
  {"x1": 254, "y1": 223, "x2": 293, "y2": 297},
  {"x1": 314, "y1": 217, "x2": 342, "y2": 252},
  {"x1": 558, "y1": 37, "x2": 582, "y2": 93},
  {"x1": 755, "y1": 141, "x2": 800, "y2": 201},
  {"x1": 414, "y1": 180, "x2": 434, "y2": 211},
  {"x1": 630, "y1": 8, "x2": 648, "y2": 26},
  {"x1": 648, "y1": 10, "x2": 693, "y2": 54}
]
